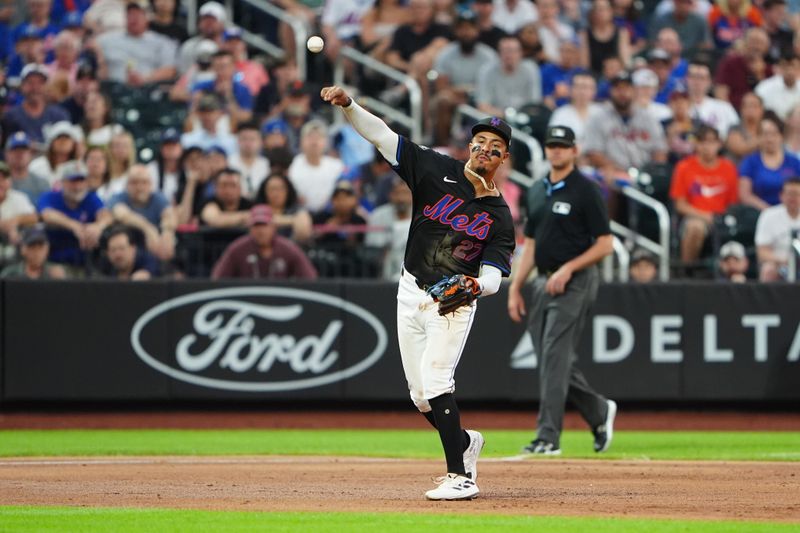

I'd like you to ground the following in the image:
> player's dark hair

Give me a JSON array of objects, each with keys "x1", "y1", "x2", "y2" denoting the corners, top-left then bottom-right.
[{"x1": 213, "y1": 167, "x2": 242, "y2": 183}]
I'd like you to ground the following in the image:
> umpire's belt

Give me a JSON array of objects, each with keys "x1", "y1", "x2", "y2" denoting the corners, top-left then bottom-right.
[{"x1": 401, "y1": 267, "x2": 432, "y2": 291}]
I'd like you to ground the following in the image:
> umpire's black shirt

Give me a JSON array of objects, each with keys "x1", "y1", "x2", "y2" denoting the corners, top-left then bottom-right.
[
  {"x1": 391, "y1": 137, "x2": 516, "y2": 287},
  {"x1": 524, "y1": 168, "x2": 610, "y2": 273}
]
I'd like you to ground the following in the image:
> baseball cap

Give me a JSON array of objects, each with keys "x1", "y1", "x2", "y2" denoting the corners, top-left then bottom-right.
[
  {"x1": 471, "y1": 117, "x2": 512, "y2": 147},
  {"x1": 21, "y1": 225, "x2": 48, "y2": 246},
  {"x1": 197, "y1": 93, "x2": 222, "y2": 112},
  {"x1": 544, "y1": 125, "x2": 576, "y2": 148},
  {"x1": 5, "y1": 131, "x2": 31, "y2": 150},
  {"x1": 20, "y1": 63, "x2": 48, "y2": 81},
  {"x1": 60, "y1": 160, "x2": 88, "y2": 181},
  {"x1": 199, "y1": 1, "x2": 227, "y2": 22},
  {"x1": 455, "y1": 9, "x2": 477, "y2": 24},
  {"x1": 287, "y1": 79, "x2": 308, "y2": 97},
  {"x1": 126, "y1": 0, "x2": 150, "y2": 11},
  {"x1": 224, "y1": 27, "x2": 243, "y2": 41},
  {"x1": 633, "y1": 68, "x2": 659, "y2": 88},
  {"x1": 647, "y1": 48, "x2": 670, "y2": 63},
  {"x1": 630, "y1": 248, "x2": 657, "y2": 266},
  {"x1": 161, "y1": 127, "x2": 181, "y2": 143},
  {"x1": 262, "y1": 120, "x2": 289, "y2": 136},
  {"x1": 332, "y1": 180, "x2": 356, "y2": 196},
  {"x1": 250, "y1": 204, "x2": 274, "y2": 225},
  {"x1": 44, "y1": 121, "x2": 82, "y2": 145},
  {"x1": 63, "y1": 11, "x2": 84, "y2": 27},
  {"x1": 17, "y1": 25, "x2": 42, "y2": 41},
  {"x1": 610, "y1": 70, "x2": 633, "y2": 85},
  {"x1": 720, "y1": 241, "x2": 746, "y2": 259},
  {"x1": 205, "y1": 144, "x2": 227, "y2": 157}
]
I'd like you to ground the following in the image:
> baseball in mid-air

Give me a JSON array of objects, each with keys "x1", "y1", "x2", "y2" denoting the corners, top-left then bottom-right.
[{"x1": 307, "y1": 35, "x2": 324, "y2": 53}]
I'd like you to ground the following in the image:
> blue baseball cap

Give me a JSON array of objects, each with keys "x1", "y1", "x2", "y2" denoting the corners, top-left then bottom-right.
[
  {"x1": 262, "y1": 120, "x2": 288, "y2": 136},
  {"x1": 5, "y1": 131, "x2": 31, "y2": 150},
  {"x1": 205, "y1": 144, "x2": 227, "y2": 157},
  {"x1": 17, "y1": 25, "x2": 42, "y2": 41},
  {"x1": 224, "y1": 27, "x2": 243, "y2": 41},
  {"x1": 63, "y1": 11, "x2": 84, "y2": 28},
  {"x1": 161, "y1": 127, "x2": 181, "y2": 143}
]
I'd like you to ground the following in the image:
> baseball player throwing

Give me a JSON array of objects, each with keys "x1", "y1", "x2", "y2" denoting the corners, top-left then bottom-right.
[{"x1": 321, "y1": 86, "x2": 515, "y2": 500}]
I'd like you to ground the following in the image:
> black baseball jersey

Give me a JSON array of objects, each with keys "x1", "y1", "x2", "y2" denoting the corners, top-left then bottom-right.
[
  {"x1": 524, "y1": 168, "x2": 610, "y2": 273},
  {"x1": 391, "y1": 137, "x2": 516, "y2": 286}
]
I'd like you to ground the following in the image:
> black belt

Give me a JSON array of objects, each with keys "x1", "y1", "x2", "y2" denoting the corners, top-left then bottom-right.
[{"x1": 402, "y1": 267, "x2": 432, "y2": 291}]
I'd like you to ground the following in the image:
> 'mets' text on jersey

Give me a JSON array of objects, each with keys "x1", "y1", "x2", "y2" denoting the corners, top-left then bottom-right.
[
  {"x1": 392, "y1": 138, "x2": 516, "y2": 286},
  {"x1": 524, "y1": 168, "x2": 611, "y2": 273}
]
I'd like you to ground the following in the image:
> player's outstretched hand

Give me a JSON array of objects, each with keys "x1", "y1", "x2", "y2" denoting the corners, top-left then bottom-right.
[
  {"x1": 320, "y1": 86, "x2": 351, "y2": 107},
  {"x1": 507, "y1": 287, "x2": 526, "y2": 323}
]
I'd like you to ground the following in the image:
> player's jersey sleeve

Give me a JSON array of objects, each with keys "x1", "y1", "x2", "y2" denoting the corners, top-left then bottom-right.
[
  {"x1": 481, "y1": 211, "x2": 516, "y2": 277},
  {"x1": 391, "y1": 136, "x2": 450, "y2": 192}
]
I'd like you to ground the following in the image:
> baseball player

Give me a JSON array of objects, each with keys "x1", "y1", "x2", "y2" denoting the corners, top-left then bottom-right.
[
  {"x1": 321, "y1": 86, "x2": 515, "y2": 500},
  {"x1": 507, "y1": 125, "x2": 617, "y2": 456}
]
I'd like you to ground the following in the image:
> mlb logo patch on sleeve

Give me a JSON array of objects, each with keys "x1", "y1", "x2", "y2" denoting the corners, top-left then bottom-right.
[{"x1": 552, "y1": 202, "x2": 572, "y2": 215}]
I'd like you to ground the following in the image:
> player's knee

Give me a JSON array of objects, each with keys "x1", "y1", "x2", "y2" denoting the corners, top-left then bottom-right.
[{"x1": 411, "y1": 394, "x2": 431, "y2": 412}]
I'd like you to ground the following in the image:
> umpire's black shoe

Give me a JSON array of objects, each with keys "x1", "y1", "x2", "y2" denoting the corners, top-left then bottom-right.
[
  {"x1": 593, "y1": 399, "x2": 617, "y2": 453},
  {"x1": 521, "y1": 439, "x2": 561, "y2": 456}
]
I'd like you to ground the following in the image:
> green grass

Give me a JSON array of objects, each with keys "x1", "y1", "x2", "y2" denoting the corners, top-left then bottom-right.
[
  {"x1": 1, "y1": 429, "x2": 798, "y2": 461},
  {"x1": 0, "y1": 507, "x2": 794, "y2": 533}
]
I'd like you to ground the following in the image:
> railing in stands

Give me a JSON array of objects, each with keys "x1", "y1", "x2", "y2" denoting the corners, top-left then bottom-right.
[
  {"x1": 226, "y1": 0, "x2": 310, "y2": 81},
  {"x1": 602, "y1": 236, "x2": 630, "y2": 282},
  {"x1": 610, "y1": 183, "x2": 671, "y2": 281},
  {"x1": 788, "y1": 233, "x2": 800, "y2": 282},
  {"x1": 453, "y1": 104, "x2": 544, "y2": 189},
  {"x1": 332, "y1": 45, "x2": 423, "y2": 144}
]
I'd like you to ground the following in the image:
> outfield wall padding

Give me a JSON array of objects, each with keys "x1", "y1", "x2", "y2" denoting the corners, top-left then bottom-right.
[{"x1": 1, "y1": 280, "x2": 798, "y2": 403}]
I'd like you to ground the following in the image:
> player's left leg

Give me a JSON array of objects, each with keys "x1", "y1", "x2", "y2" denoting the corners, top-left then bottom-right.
[{"x1": 421, "y1": 303, "x2": 478, "y2": 478}]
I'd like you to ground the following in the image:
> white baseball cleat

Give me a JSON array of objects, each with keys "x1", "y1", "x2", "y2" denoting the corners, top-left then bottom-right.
[
  {"x1": 463, "y1": 429, "x2": 485, "y2": 481},
  {"x1": 425, "y1": 473, "x2": 480, "y2": 501},
  {"x1": 593, "y1": 399, "x2": 617, "y2": 453}
]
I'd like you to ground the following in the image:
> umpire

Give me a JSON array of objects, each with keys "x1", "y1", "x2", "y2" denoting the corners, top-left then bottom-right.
[{"x1": 507, "y1": 125, "x2": 617, "y2": 455}]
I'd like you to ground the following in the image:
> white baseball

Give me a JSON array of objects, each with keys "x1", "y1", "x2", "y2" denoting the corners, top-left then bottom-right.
[{"x1": 307, "y1": 35, "x2": 324, "y2": 54}]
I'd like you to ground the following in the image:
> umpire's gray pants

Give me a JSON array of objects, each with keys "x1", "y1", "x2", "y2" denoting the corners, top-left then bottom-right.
[{"x1": 528, "y1": 266, "x2": 607, "y2": 446}]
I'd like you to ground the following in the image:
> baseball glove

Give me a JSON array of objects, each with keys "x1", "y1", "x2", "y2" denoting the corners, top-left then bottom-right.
[{"x1": 426, "y1": 274, "x2": 482, "y2": 316}]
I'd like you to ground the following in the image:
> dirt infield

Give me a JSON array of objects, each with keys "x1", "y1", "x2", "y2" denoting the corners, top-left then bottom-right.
[
  {"x1": 0, "y1": 456, "x2": 798, "y2": 521},
  {"x1": 1, "y1": 410, "x2": 799, "y2": 522}
]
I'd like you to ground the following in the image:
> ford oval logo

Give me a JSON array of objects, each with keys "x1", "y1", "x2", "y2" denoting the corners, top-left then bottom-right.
[{"x1": 130, "y1": 287, "x2": 388, "y2": 392}]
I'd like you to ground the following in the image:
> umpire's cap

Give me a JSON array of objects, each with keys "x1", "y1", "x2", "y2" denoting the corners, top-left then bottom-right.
[
  {"x1": 544, "y1": 125, "x2": 576, "y2": 148},
  {"x1": 471, "y1": 117, "x2": 512, "y2": 147}
]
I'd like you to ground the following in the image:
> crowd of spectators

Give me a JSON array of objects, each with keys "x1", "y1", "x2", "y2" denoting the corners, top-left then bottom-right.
[{"x1": 1, "y1": 0, "x2": 800, "y2": 284}]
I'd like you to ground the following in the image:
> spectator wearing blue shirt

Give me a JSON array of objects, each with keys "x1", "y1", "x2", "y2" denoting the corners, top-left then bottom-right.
[
  {"x1": 11, "y1": 0, "x2": 60, "y2": 49},
  {"x1": 37, "y1": 160, "x2": 112, "y2": 271},
  {"x1": 5, "y1": 27, "x2": 46, "y2": 81},
  {"x1": 107, "y1": 164, "x2": 177, "y2": 261},
  {"x1": 192, "y1": 50, "x2": 253, "y2": 125},
  {"x1": 540, "y1": 39, "x2": 584, "y2": 109},
  {"x1": 739, "y1": 112, "x2": 800, "y2": 210},
  {"x1": 2, "y1": 64, "x2": 70, "y2": 146}
]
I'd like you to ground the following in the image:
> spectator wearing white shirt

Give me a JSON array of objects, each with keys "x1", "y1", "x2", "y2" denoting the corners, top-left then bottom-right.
[
  {"x1": 755, "y1": 177, "x2": 800, "y2": 281},
  {"x1": 0, "y1": 162, "x2": 38, "y2": 246},
  {"x1": 536, "y1": 0, "x2": 575, "y2": 64},
  {"x1": 547, "y1": 71, "x2": 602, "y2": 146},
  {"x1": 228, "y1": 121, "x2": 269, "y2": 199},
  {"x1": 633, "y1": 68, "x2": 673, "y2": 122},
  {"x1": 178, "y1": 1, "x2": 226, "y2": 74},
  {"x1": 180, "y1": 93, "x2": 238, "y2": 157},
  {"x1": 491, "y1": 0, "x2": 538, "y2": 35},
  {"x1": 365, "y1": 177, "x2": 412, "y2": 280},
  {"x1": 287, "y1": 120, "x2": 346, "y2": 214},
  {"x1": 687, "y1": 59, "x2": 739, "y2": 139},
  {"x1": 755, "y1": 51, "x2": 800, "y2": 120}
]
